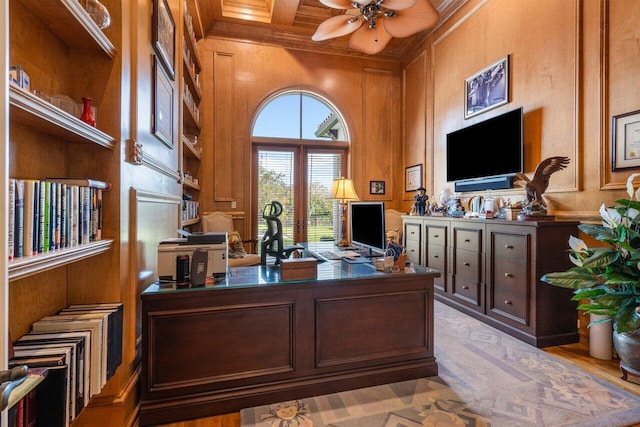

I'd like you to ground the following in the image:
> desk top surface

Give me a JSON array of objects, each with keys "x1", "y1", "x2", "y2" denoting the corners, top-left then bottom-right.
[{"x1": 143, "y1": 242, "x2": 438, "y2": 296}]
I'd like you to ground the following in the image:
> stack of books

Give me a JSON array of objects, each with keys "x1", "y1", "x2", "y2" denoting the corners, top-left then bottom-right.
[{"x1": 8, "y1": 302, "x2": 123, "y2": 427}]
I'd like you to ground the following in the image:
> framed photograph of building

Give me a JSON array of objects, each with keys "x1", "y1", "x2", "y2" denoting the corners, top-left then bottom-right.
[
  {"x1": 370, "y1": 181, "x2": 385, "y2": 195},
  {"x1": 612, "y1": 109, "x2": 640, "y2": 171},
  {"x1": 465, "y1": 55, "x2": 509, "y2": 119},
  {"x1": 152, "y1": 0, "x2": 175, "y2": 80},
  {"x1": 153, "y1": 56, "x2": 174, "y2": 148},
  {"x1": 405, "y1": 164, "x2": 422, "y2": 192}
]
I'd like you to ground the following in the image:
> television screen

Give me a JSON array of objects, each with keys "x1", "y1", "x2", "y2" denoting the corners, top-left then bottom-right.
[
  {"x1": 446, "y1": 108, "x2": 523, "y2": 183},
  {"x1": 349, "y1": 202, "x2": 386, "y2": 254}
]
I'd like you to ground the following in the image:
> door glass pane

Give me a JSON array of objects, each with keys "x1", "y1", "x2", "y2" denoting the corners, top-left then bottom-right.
[
  {"x1": 307, "y1": 152, "x2": 342, "y2": 243},
  {"x1": 257, "y1": 150, "x2": 296, "y2": 256}
]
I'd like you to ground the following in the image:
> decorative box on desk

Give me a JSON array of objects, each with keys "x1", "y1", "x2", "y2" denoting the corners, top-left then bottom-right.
[{"x1": 280, "y1": 257, "x2": 318, "y2": 281}]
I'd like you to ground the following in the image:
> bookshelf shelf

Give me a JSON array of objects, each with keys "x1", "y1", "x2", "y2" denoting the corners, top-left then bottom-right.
[
  {"x1": 183, "y1": 54, "x2": 202, "y2": 103},
  {"x1": 182, "y1": 217, "x2": 200, "y2": 227},
  {"x1": 182, "y1": 99, "x2": 200, "y2": 132},
  {"x1": 9, "y1": 85, "x2": 116, "y2": 150},
  {"x1": 17, "y1": 0, "x2": 117, "y2": 59},
  {"x1": 182, "y1": 136, "x2": 201, "y2": 160},
  {"x1": 183, "y1": 179, "x2": 200, "y2": 191},
  {"x1": 9, "y1": 240, "x2": 113, "y2": 282}
]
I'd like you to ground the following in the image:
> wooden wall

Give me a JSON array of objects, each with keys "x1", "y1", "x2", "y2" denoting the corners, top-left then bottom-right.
[
  {"x1": 197, "y1": 39, "x2": 404, "y2": 241},
  {"x1": 403, "y1": 0, "x2": 640, "y2": 218}
]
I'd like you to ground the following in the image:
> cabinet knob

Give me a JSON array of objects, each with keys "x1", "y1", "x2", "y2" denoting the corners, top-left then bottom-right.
[
  {"x1": 464, "y1": 238, "x2": 470, "y2": 242},
  {"x1": 505, "y1": 244, "x2": 514, "y2": 249},
  {"x1": 433, "y1": 255, "x2": 439, "y2": 259},
  {"x1": 462, "y1": 285, "x2": 469, "y2": 290},
  {"x1": 434, "y1": 234, "x2": 439, "y2": 238},
  {"x1": 463, "y1": 262, "x2": 470, "y2": 266},
  {"x1": 505, "y1": 300, "x2": 512, "y2": 305},
  {"x1": 504, "y1": 273, "x2": 513, "y2": 278},
  {"x1": 410, "y1": 249, "x2": 415, "y2": 253}
]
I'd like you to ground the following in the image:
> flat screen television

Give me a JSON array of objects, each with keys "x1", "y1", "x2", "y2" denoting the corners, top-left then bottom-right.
[
  {"x1": 349, "y1": 202, "x2": 386, "y2": 255},
  {"x1": 446, "y1": 107, "x2": 523, "y2": 189}
]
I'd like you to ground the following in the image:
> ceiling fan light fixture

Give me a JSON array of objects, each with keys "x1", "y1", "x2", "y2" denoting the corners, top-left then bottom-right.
[{"x1": 314, "y1": 0, "x2": 438, "y2": 54}]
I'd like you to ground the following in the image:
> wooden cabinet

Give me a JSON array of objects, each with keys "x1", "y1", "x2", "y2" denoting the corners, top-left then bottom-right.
[
  {"x1": 180, "y1": 0, "x2": 203, "y2": 229},
  {"x1": 403, "y1": 215, "x2": 579, "y2": 347}
]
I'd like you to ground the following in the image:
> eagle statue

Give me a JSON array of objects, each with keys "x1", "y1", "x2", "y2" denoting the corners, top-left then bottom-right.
[{"x1": 514, "y1": 156, "x2": 570, "y2": 215}]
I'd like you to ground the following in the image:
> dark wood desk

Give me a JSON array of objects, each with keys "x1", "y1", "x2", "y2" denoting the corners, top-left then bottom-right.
[{"x1": 140, "y1": 258, "x2": 439, "y2": 425}]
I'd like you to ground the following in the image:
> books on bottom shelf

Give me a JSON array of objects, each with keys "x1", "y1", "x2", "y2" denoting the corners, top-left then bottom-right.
[
  {"x1": 5, "y1": 366, "x2": 48, "y2": 427},
  {"x1": 30, "y1": 302, "x2": 123, "y2": 397},
  {"x1": 10, "y1": 347, "x2": 73, "y2": 427}
]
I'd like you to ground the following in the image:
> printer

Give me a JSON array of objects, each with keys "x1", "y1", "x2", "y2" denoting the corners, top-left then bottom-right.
[{"x1": 157, "y1": 232, "x2": 228, "y2": 283}]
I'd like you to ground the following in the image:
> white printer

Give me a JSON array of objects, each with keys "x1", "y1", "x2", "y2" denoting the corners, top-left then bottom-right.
[{"x1": 157, "y1": 232, "x2": 228, "y2": 283}]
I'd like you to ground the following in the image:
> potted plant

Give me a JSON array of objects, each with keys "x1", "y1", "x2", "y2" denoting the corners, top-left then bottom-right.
[{"x1": 541, "y1": 174, "x2": 640, "y2": 379}]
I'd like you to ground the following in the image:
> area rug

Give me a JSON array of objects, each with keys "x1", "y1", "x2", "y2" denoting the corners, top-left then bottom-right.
[{"x1": 240, "y1": 300, "x2": 640, "y2": 427}]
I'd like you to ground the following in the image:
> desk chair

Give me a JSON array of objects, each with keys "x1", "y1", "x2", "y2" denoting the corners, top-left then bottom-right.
[{"x1": 260, "y1": 201, "x2": 303, "y2": 265}]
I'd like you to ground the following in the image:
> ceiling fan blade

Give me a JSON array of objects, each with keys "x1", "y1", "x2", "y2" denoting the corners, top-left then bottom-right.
[
  {"x1": 319, "y1": 0, "x2": 358, "y2": 10},
  {"x1": 378, "y1": 0, "x2": 419, "y2": 11},
  {"x1": 348, "y1": 24, "x2": 392, "y2": 55},
  {"x1": 312, "y1": 14, "x2": 364, "y2": 41},
  {"x1": 382, "y1": 0, "x2": 439, "y2": 38}
]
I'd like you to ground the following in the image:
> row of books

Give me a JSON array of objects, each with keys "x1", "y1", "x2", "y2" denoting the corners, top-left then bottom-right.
[
  {"x1": 7, "y1": 303, "x2": 123, "y2": 427},
  {"x1": 8, "y1": 178, "x2": 111, "y2": 261}
]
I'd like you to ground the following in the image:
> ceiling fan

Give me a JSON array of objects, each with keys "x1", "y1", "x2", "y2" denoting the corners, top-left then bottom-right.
[{"x1": 312, "y1": 0, "x2": 439, "y2": 55}]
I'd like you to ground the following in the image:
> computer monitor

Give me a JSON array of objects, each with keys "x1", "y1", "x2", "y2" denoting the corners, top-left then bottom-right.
[{"x1": 349, "y1": 202, "x2": 386, "y2": 256}]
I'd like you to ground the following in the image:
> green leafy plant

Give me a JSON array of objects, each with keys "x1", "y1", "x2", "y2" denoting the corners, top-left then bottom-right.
[{"x1": 541, "y1": 174, "x2": 640, "y2": 334}]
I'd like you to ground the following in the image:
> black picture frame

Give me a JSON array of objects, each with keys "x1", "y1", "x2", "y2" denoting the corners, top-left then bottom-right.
[
  {"x1": 370, "y1": 181, "x2": 385, "y2": 195},
  {"x1": 405, "y1": 164, "x2": 423, "y2": 192},
  {"x1": 465, "y1": 55, "x2": 509, "y2": 119},
  {"x1": 152, "y1": 0, "x2": 175, "y2": 80},
  {"x1": 153, "y1": 56, "x2": 174, "y2": 148},
  {"x1": 612, "y1": 109, "x2": 640, "y2": 171}
]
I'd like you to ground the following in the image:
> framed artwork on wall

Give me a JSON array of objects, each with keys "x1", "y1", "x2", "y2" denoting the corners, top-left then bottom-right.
[
  {"x1": 153, "y1": 56, "x2": 174, "y2": 148},
  {"x1": 612, "y1": 109, "x2": 640, "y2": 171},
  {"x1": 152, "y1": 0, "x2": 175, "y2": 80},
  {"x1": 465, "y1": 55, "x2": 509, "y2": 119},
  {"x1": 405, "y1": 164, "x2": 423, "y2": 192},
  {"x1": 370, "y1": 181, "x2": 385, "y2": 195}
]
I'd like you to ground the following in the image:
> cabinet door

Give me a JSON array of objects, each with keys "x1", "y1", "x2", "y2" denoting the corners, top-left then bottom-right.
[
  {"x1": 404, "y1": 221, "x2": 422, "y2": 265},
  {"x1": 487, "y1": 230, "x2": 531, "y2": 327},
  {"x1": 451, "y1": 225, "x2": 483, "y2": 310},
  {"x1": 425, "y1": 223, "x2": 447, "y2": 292}
]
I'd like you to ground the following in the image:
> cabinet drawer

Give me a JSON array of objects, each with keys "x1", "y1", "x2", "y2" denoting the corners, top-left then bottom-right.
[
  {"x1": 453, "y1": 249, "x2": 481, "y2": 281},
  {"x1": 453, "y1": 276, "x2": 481, "y2": 306},
  {"x1": 405, "y1": 239, "x2": 421, "y2": 265},
  {"x1": 493, "y1": 233, "x2": 528, "y2": 260},
  {"x1": 404, "y1": 223, "x2": 421, "y2": 243},
  {"x1": 427, "y1": 226, "x2": 446, "y2": 245},
  {"x1": 490, "y1": 258, "x2": 528, "y2": 323},
  {"x1": 454, "y1": 228, "x2": 481, "y2": 251},
  {"x1": 427, "y1": 244, "x2": 447, "y2": 292}
]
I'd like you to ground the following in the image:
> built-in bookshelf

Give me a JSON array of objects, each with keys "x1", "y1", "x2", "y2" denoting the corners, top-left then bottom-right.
[
  {"x1": 180, "y1": 0, "x2": 203, "y2": 229},
  {"x1": 3, "y1": 0, "x2": 123, "y2": 421}
]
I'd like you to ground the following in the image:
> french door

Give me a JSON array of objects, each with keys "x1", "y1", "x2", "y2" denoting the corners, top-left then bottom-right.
[{"x1": 255, "y1": 145, "x2": 345, "y2": 252}]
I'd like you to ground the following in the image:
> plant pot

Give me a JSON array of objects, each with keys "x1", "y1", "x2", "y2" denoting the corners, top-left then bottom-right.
[{"x1": 612, "y1": 329, "x2": 640, "y2": 381}]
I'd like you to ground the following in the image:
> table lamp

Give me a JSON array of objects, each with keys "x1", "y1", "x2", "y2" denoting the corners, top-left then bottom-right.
[{"x1": 328, "y1": 177, "x2": 359, "y2": 247}]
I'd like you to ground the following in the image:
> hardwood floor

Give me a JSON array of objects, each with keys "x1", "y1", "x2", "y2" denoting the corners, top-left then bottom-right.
[{"x1": 156, "y1": 342, "x2": 639, "y2": 427}]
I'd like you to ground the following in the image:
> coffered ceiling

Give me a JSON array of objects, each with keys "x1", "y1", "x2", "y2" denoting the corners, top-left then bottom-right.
[{"x1": 193, "y1": 0, "x2": 468, "y2": 60}]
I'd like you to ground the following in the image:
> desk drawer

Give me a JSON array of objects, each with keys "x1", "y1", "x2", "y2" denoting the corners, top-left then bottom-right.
[
  {"x1": 453, "y1": 249, "x2": 481, "y2": 281},
  {"x1": 453, "y1": 276, "x2": 481, "y2": 306},
  {"x1": 490, "y1": 258, "x2": 528, "y2": 323}
]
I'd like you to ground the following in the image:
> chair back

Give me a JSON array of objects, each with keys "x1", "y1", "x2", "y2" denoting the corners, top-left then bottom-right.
[
  {"x1": 261, "y1": 201, "x2": 286, "y2": 264},
  {"x1": 201, "y1": 211, "x2": 234, "y2": 233}
]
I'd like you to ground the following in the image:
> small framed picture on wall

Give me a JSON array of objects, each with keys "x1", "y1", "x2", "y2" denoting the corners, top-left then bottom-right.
[
  {"x1": 405, "y1": 164, "x2": 423, "y2": 192},
  {"x1": 370, "y1": 181, "x2": 385, "y2": 195},
  {"x1": 612, "y1": 109, "x2": 640, "y2": 171}
]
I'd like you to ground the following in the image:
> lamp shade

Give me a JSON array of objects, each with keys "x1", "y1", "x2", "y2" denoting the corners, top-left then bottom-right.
[{"x1": 328, "y1": 177, "x2": 359, "y2": 203}]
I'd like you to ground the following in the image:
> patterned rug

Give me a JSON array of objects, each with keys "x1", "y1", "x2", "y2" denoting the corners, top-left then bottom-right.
[{"x1": 240, "y1": 300, "x2": 640, "y2": 427}]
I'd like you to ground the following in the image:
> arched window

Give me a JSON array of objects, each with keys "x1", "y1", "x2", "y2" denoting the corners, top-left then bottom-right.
[{"x1": 252, "y1": 90, "x2": 350, "y2": 255}]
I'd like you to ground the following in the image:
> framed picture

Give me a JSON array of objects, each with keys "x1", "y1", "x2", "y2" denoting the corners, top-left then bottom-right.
[
  {"x1": 152, "y1": 0, "x2": 175, "y2": 80},
  {"x1": 370, "y1": 181, "x2": 385, "y2": 195},
  {"x1": 153, "y1": 56, "x2": 174, "y2": 148},
  {"x1": 612, "y1": 109, "x2": 640, "y2": 171},
  {"x1": 405, "y1": 164, "x2": 423, "y2": 192},
  {"x1": 465, "y1": 55, "x2": 509, "y2": 119}
]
